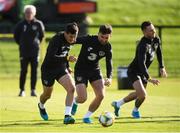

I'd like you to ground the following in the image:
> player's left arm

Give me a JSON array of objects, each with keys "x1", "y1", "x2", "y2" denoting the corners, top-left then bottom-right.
[
  {"x1": 104, "y1": 46, "x2": 113, "y2": 87},
  {"x1": 156, "y1": 39, "x2": 168, "y2": 77}
]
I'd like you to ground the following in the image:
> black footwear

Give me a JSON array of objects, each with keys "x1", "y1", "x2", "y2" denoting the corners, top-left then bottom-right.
[
  {"x1": 31, "y1": 90, "x2": 37, "y2": 97},
  {"x1": 38, "y1": 103, "x2": 48, "y2": 120},
  {"x1": 18, "y1": 90, "x2": 25, "y2": 97},
  {"x1": 63, "y1": 115, "x2": 75, "y2": 124}
]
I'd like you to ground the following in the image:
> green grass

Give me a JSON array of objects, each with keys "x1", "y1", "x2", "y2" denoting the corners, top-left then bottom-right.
[
  {"x1": 0, "y1": 78, "x2": 180, "y2": 132},
  {"x1": 88, "y1": 0, "x2": 180, "y2": 25},
  {"x1": 1, "y1": 1, "x2": 180, "y2": 132},
  {"x1": 0, "y1": 28, "x2": 180, "y2": 78}
]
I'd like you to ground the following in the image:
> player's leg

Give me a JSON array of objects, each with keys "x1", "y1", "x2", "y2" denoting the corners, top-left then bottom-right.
[
  {"x1": 111, "y1": 72, "x2": 138, "y2": 117},
  {"x1": 71, "y1": 83, "x2": 87, "y2": 115},
  {"x1": 75, "y1": 84, "x2": 87, "y2": 103},
  {"x1": 38, "y1": 68, "x2": 55, "y2": 120},
  {"x1": 83, "y1": 79, "x2": 104, "y2": 123},
  {"x1": 89, "y1": 79, "x2": 105, "y2": 112},
  {"x1": 19, "y1": 57, "x2": 29, "y2": 96},
  {"x1": 111, "y1": 91, "x2": 137, "y2": 117},
  {"x1": 71, "y1": 69, "x2": 88, "y2": 115},
  {"x1": 38, "y1": 85, "x2": 53, "y2": 120},
  {"x1": 30, "y1": 56, "x2": 38, "y2": 96},
  {"x1": 131, "y1": 78, "x2": 147, "y2": 118},
  {"x1": 58, "y1": 73, "x2": 75, "y2": 124}
]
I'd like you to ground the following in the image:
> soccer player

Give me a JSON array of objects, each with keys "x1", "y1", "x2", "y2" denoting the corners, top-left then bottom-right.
[
  {"x1": 111, "y1": 21, "x2": 167, "y2": 118},
  {"x1": 38, "y1": 23, "x2": 78, "y2": 124},
  {"x1": 71, "y1": 24, "x2": 113, "y2": 123},
  {"x1": 14, "y1": 5, "x2": 45, "y2": 97}
]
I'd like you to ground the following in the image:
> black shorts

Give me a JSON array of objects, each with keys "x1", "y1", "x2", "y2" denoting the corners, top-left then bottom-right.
[
  {"x1": 127, "y1": 69, "x2": 148, "y2": 85},
  {"x1": 74, "y1": 69, "x2": 103, "y2": 86},
  {"x1": 41, "y1": 67, "x2": 68, "y2": 87}
]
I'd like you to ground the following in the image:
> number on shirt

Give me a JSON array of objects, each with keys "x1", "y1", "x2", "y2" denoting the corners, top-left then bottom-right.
[{"x1": 88, "y1": 53, "x2": 97, "y2": 61}]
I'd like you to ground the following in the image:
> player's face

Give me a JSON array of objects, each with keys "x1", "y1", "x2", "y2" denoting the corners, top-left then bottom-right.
[
  {"x1": 25, "y1": 8, "x2": 35, "y2": 22},
  {"x1": 144, "y1": 24, "x2": 156, "y2": 39},
  {"x1": 64, "y1": 32, "x2": 78, "y2": 44},
  {"x1": 98, "y1": 33, "x2": 111, "y2": 45}
]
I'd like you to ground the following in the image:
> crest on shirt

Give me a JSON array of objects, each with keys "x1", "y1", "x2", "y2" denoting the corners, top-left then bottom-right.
[
  {"x1": 99, "y1": 51, "x2": 105, "y2": 56},
  {"x1": 88, "y1": 47, "x2": 93, "y2": 51},
  {"x1": 32, "y1": 25, "x2": 37, "y2": 30}
]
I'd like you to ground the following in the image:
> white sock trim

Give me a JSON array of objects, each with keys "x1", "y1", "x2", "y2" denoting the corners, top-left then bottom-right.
[
  {"x1": 65, "y1": 106, "x2": 72, "y2": 116},
  {"x1": 84, "y1": 111, "x2": 93, "y2": 118},
  {"x1": 133, "y1": 107, "x2": 139, "y2": 112},
  {"x1": 117, "y1": 98, "x2": 125, "y2": 107},
  {"x1": 39, "y1": 102, "x2": 45, "y2": 109}
]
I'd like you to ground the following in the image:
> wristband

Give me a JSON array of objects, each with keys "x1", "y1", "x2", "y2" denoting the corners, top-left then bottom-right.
[
  {"x1": 67, "y1": 56, "x2": 69, "y2": 61},
  {"x1": 148, "y1": 77, "x2": 152, "y2": 81}
]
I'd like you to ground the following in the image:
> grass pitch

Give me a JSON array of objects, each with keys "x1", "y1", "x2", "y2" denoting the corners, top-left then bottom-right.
[{"x1": 0, "y1": 78, "x2": 180, "y2": 132}]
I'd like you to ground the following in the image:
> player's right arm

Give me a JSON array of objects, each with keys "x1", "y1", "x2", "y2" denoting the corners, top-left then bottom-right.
[{"x1": 47, "y1": 35, "x2": 67, "y2": 62}]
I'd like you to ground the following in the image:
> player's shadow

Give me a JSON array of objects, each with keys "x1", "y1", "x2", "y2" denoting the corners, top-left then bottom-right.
[
  {"x1": 114, "y1": 115, "x2": 180, "y2": 124},
  {"x1": 1, "y1": 116, "x2": 180, "y2": 127},
  {"x1": 0, "y1": 118, "x2": 84, "y2": 127}
]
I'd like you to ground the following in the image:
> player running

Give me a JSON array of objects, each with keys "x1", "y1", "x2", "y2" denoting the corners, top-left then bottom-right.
[
  {"x1": 38, "y1": 23, "x2": 78, "y2": 124},
  {"x1": 111, "y1": 21, "x2": 167, "y2": 118},
  {"x1": 71, "y1": 24, "x2": 113, "y2": 123}
]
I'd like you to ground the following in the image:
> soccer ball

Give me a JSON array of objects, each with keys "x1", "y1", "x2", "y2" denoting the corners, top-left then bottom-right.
[{"x1": 99, "y1": 111, "x2": 115, "y2": 127}]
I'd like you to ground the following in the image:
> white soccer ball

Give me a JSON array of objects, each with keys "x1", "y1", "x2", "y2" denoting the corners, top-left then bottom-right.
[{"x1": 99, "y1": 111, "x2": 115, "y2": 127}]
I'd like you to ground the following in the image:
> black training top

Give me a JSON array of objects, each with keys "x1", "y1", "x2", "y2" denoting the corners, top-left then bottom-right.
[
  {"x1": 41, "y1": 32, "x2": 70, "y2": 69},
  {"x1": 75, "y1": 35, "x2": 113, "y2": 79},
  {"x1": 14, "y1": 18, "x2": 44, "y2": 57},
  {"x1": 128, "y1": 36, "x2": 164, "y2": 79}
]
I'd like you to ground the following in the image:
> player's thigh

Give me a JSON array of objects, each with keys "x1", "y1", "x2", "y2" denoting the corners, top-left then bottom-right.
[
  {"x1": 42, "y1": 85, "x2": 53, "y2": 96},
  {"x1": 132, "y1": 78, "x2": 146, "y2": 97},
  {"x1": 58, "y1": 73, "x2": 75, "y2": 92},
  {"x1": 76, "y1": 83, "x2": 87, "y2": 99},
  {"x1": 91, "y1": 79, "x2": 105, "y2": 97}
]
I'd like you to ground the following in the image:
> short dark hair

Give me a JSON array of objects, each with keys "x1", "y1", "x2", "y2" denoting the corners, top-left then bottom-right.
[
  {"x1": 65, "y1": 22, "x2": 79, "y2": 34},
  {"x1": 99, "y1": 24, "x2": 112, "y2": 34},
  {"x1": 141, "y1": 21, "x2": 152, "y2": 31}
]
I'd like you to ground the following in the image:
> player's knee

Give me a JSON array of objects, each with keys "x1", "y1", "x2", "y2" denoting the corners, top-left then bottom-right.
[
  {"x1": 138, "y1": 92, "x2": 147, "y2": 100},
  {"x1": 66, "y1": 86, "x2": 75, "y2": 94},
  {"x1": 97, "y1": 93, "x2": 104, "y2": 101},
  {"x1": 44, "y1": 93, "x2": 51, "y2": 100},
  {"x1": 78, "y1": 96, "x2": 87, "y2": 103}
]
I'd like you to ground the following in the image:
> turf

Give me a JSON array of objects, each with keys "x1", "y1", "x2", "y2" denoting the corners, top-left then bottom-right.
[{"x1": 0, "y1": 78, "x2": 180, "y2": 132}]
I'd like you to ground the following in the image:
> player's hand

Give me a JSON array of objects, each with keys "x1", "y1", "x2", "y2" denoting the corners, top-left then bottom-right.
[
  {"x1": 104, "y1": 78, "x2": 112, "y2": 87},
  {"x1": 68, "y1": 55, "x2": 77, "y2": 63},
  {"x1": 67, "y1": 67, "x2": 73, "y2": 74},
  {"x1": 160, "y1": 68, "x2": 168, "y2": 78},
  {"x1": 148, "y1": 78, "x2": 160, "y2": 85}
]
